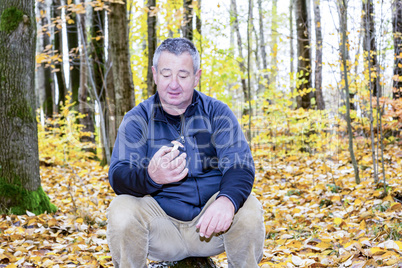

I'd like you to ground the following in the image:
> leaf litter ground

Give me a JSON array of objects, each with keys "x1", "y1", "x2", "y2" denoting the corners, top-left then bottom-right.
[{"x1": 1, "y1": 145, "x2": 402, "y2": 267}]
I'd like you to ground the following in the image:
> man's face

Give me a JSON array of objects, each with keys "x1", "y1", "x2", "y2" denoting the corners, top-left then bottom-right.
[{"x1": 152, "y1": 51, "x2": 201, "y2": 115}]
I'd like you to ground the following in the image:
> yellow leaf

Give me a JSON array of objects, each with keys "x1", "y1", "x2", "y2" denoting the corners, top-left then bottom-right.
[
  {"x1": 370, "y1": 247, "x2": 386, "y2": 255},
  {"x1": 389, "y1": 202, "x2": 402, "y2": 212},
  {"x1": 383, "y1": 195, "x2": 394, "y2": 202},
  {"x1": 76, "y1": 217, "x2": 84, "y2": 223},
  {"x1": 67, "y1": 19, "x2": 74, "y2": 24},
  {"x1": 334, "y1": 217, "x2": 343, "y2": 225},
  {"x1": 355, "y1": 198, "x2": 363, "y2": 206},
  {"x1": 293, "y1": 208, "x2": 301, "y2": 214},
  {"x1": 316, "y1": 242, "x2": 332, "y2": 250},
  {"x1": 359, "y1": 220, "x2": 366, "y2": 230},
  {"x1": 287, "y1": 240, "x2": 302, "y2": 249}
]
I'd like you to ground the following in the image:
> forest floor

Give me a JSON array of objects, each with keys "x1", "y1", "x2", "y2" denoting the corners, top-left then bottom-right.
[{"x1": 1, "y1": 143, "x2": 402, "y2": 267}]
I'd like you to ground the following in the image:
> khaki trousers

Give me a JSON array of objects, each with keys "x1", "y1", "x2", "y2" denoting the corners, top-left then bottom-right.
[{"x1": 106, "y1": 193, "x2": 265, "y2": 268}]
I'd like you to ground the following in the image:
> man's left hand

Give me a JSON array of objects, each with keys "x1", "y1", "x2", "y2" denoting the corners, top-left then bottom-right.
[{"x1": 196, "y1": 196, "x2": 235, "y2": 239}]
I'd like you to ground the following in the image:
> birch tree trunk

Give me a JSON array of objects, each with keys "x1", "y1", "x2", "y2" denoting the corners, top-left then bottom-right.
[
  {"x1": 78, "y1": 0, "x2": 96, "y2": 155},
  {"x1": 52, "y1": 0, "x2": 66, "y2": 113},
  {"x1": 67, "y1": 11, "x2": 80, "y2": 105},
  {"x1": 0, "y1": 0, "x2": 57, "y2": 214},
  {"x1": 231, "y1": 0, "x2": 249, "y2": 116},
  {"x1": 37, "y1": 0, "x2": 54, "y2": 116}
]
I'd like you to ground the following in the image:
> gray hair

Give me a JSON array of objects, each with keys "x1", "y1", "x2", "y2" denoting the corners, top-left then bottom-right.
[{"x1": 153, "y1": 38, "x2": 200, "y2": 74}]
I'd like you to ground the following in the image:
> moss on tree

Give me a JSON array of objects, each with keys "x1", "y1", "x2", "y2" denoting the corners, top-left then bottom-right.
[
  {"x1": 0, "y1": 178, "x2": 57, "y2": 215},
  {"x1": 7, "y1": 103, "x2": 35, "y2": 123},
  {"x1": 0, "y1": 7, "x2": 24, "y2": 33}
]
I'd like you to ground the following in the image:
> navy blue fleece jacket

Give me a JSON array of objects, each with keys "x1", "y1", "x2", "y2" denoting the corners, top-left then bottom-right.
[{"x1": 108, "y1": 90, "x2": 255, "y2": 221}]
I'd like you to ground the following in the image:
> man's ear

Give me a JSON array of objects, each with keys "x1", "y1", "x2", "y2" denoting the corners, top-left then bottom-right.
[
  {"x1": 152, "y1": 66, "x2": 158, "y2": 85},
  {"x1": 194, "y1": 69, "x2": 202, "y2": 87}
]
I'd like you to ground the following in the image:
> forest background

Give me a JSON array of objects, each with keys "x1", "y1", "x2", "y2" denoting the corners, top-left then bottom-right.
[{"x1": 1, "y1": 0, "x2": 402, "y2": 267}]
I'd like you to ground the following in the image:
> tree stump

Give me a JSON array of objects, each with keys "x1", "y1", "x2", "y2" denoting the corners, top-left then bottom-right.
[{"x1": 149, "y1": 257, "x2": 217, "y2": 268}]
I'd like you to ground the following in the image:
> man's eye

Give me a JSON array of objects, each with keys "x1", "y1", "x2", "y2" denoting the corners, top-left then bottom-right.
[
  {"x1": 179, "y1": 75, "x2": 188, "y2": 79},
  {"x1": 163, "y1": 75, "x2": 171, "y2": 78}
]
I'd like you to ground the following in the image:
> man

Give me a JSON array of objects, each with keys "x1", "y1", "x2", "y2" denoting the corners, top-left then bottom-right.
[{"x1": 107, "y1": 38, "x2": 264, "y2": 268}]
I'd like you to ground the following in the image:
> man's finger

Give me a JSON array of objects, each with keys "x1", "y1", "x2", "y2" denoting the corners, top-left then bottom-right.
[
  {"x1": 171, "y1": 167, "x2": 188, "y2": 182},
  {"x1": 196, "y1": 215, "x2": 204, "y2": 229},
  {"x1": 155, "y1": 146, "x2": 172, "y2": 157},
  {"x1": 164, "y1": 148, "x2": 180, "y2": 161},
  {"x1": 205, "y1": 217, "x2": 219, "y2": 238},
  {"x1": 198, "y1": 213, "x2": 212, "y2": 238},
  {"x1": 171, "y1": 153, "x2": 186, "y2": 169}
]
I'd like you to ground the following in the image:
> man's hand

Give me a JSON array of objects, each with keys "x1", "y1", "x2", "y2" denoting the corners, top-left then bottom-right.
[
  {"x1": 148, "y1": 145, "x2": 188, "y2": 184},
  {"x1": 196, "y1": 196, "x2": 235, "y2": 238}
]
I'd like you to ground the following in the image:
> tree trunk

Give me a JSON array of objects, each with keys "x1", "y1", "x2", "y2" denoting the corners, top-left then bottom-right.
[
  {"x1": 183, "y1": 0, "x2": 193, "y2": 40},
  {"x1": 0, "y1": 0, "x2": 57, "y2": 215},
  {"x1": 270, "y1": 0, "x2": 278, "y2": 89},
  {"x1": 295, "y1": 0, "x2": 312, "y2": 109},
  {"x1": 393, "y1": 0, "x2": 402, "y2": 99},
  {"x1": 78, "y1": 0, "x2": 96, "y2": 156},
  {"x1": 362, "y1": 0, "x2": 378, "y2": 98},
  {"x1": 336, "y1": 1, "x2": 355, "y2": 110},
  {"x1": 362, "y1": 0, "x2": 379, "y2": 183},
  {"x1": 196, "y1": 0, "x2": 202, "y2": 92},
  {"x1": 92, "y1": 8, "x2": 109, "y2": 164},
  {"x1": 340, "y1": 0, "x2": 360, "y2": 185},
  {"x1": 67, "y1": 11, "x2": 80, "y2": 106},
  {"x1": 258, "y1": 0, "x2": 268, "y2": 92},
  {"x1": 246, "y1": 0, "x2": 253, "y2": 144},
  {"x1": 37, "y1": 0, "x2": 54, "y2": 116},
  {"x1": 108, "y1": 0, "x2": 135, "y2": 131},
  {"x1": 52, "y1": 0, "x2": 66, "y2": 113},
  {"x1": 196, "y1": 0, "x2": 201, "y2": 35},
  {"x1": 231, "y1": 0, "x2": 249, "y2": 116},
  {"x1": 105, "y1": 52, "x2": 117, "y2": 156},
  {"x1": 147, "y1": 0, "x2": 157, "y2": 97},
  {"x1": 313, "y1": 0, "x2": 324, "y2": 110},
  {"x1": 290, "y1": 0, "x2": 295, "y2": 103}
]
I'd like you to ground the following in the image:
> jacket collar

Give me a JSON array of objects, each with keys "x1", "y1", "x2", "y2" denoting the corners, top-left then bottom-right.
[{"x1": 152, "y1": 89, "x2": 200, "y2": 121}]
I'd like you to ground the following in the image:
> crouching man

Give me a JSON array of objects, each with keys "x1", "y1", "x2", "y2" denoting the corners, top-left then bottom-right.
[{"x1": 106, "y1": 38, "x2": 265, "y2": 268}]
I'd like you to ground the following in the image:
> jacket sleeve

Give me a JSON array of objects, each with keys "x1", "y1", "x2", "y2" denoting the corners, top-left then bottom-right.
[
  {"x1": 212, "y1": 103, "x2": 255, "y2": 212},
  {"x1": 108, "y1": 111, "x2": 162, "y2": 196}
]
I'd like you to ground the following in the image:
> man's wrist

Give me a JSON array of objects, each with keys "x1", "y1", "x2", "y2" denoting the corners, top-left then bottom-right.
[{"x1": 217, "y1": 196, "x2": 235, "y2": 214}]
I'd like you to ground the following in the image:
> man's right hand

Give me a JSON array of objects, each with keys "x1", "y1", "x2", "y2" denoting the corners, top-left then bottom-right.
[{"x1": 148, "y1": 145, "x2": 188, "y2": 184}]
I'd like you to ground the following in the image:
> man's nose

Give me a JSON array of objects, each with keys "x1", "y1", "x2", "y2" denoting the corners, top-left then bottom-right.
[{"x1": 169, "y1": 76, "x2": 180, "y2": 89}]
